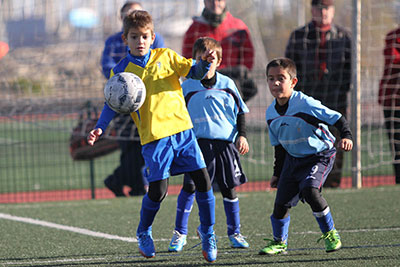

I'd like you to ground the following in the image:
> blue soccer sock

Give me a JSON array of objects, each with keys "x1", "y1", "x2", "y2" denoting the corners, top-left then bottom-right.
[
  {"x1": 136, "y1": 194, "x2": 161, "y2": 235},
  {"x1": 195, "y1": 189, "x2": 215, "y2": 235},
  {"x1": 223, "y1": 197, "x2": 240, "y2": 236},
  {"x1": 270, "y1": 214, "x2": 290, "y2": 243},
  {"x1": 313, "y1": 207, "x2": 335, "y2": 233},
  {"x1": 174, "y1": 189, "x2": 195, "y2": 235}
]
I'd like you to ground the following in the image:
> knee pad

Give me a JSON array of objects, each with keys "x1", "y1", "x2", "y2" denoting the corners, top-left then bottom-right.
[
  {"x1": 273, "y1": 202, "x2": 290, "y2": 219},
  {"x1": 188, "y1": 168, "x2": 211, "y2": 192},
  {"x1": 182, "y1": 183, "x2": 196, "y2": 194},
  {"x1": 301, "y1": 187, "x2": 328, "y2": 212},
  {"x1": 220, "y1": 187, "x2": 237, "y2": 200},
  {"x1": 147, "y1": 179, "x2": 168, "y2": 202}
]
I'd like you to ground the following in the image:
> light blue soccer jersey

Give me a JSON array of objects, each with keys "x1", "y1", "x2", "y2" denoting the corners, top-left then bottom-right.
[
  {"x1": 182, "y1": 72, "x2": 249, "y2": 142},
  {"x1": 266, "y1": 91, "x2": 341, "y2": 158}
]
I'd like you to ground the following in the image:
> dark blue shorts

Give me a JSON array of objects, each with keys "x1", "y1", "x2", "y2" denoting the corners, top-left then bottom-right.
[
  {"x1": 184, "y1": 139, "x2": 247, "y2": 189},
  {"x1": 275, "y1": 148, "x2": 336, "y2": 208}
]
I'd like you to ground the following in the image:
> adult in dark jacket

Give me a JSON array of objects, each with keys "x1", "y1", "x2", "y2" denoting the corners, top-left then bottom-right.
[
  {"x1": 378, "y1": 26, "x2": 400, "y2": 184},
  {"x1": 285, "y1": 0, "x2": 352, "y2": 188}
]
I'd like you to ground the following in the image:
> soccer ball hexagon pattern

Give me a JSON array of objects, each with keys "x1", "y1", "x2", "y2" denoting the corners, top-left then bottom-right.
[{"x1": 104, "y1": 72, "x2": 146, "y2": 114}]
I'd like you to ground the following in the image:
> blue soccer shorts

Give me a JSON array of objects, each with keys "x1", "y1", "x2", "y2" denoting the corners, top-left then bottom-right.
[
  {"x1": 141, "y1": 129, "x2": 206, "y2": 183},
  {"x1": 275, "y1": 147, "x2": 336, "y2": 208}
]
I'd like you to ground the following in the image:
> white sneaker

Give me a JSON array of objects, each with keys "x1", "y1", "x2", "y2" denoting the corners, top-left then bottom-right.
[{"x1": 168, "y1": 230, "x2": 187, "y2": 252}]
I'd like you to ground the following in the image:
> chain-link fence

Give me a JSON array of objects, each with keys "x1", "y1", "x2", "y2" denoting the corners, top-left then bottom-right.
[{"x1": 0, "y1": 0, "x2": 398, "y2": 203}]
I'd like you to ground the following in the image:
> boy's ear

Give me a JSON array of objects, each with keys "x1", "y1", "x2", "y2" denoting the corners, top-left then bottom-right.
[
  {"x1": 122, "y1": 34, "x2": 128, "y2": 45},
  {"x1": 291, "y1": 77, "x2": 298, "y2": 88},
  {"x1": 151, "y1": 32, "x2": 156, "y2": 45},
  {"x1": 216, "y1": 58, "x2": 222, "y2": 68}
]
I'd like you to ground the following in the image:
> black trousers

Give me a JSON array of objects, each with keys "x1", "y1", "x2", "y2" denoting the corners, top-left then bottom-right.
[
  {"x1": 109, "y1": 140, "x2": 147, "y2": 195},
  {"x1": 383, "y1": 108, "x2": 400, "y2": 184}
]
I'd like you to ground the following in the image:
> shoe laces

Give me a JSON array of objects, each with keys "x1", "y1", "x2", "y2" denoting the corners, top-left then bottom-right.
[
  {"x1": 231, "y1": 233, "x2": 246, "y2": 243},
  {"x1": 263, "y1": 238, "x2": 285, "y2": 246},
  {"x1": 205, "y1": 233, "x2": 217, "y2": 249},
  {"x1": 171, "y1": 230, "x2": 185, "y2": 245},
  {"x1": 317, "y1": 230, "x2": 337, "y2": 243},
  {"x1": 138, "y1": 232, "x2": 152, "y2": 246}
]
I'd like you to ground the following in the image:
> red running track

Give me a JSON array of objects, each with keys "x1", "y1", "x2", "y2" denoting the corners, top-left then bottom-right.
[{"x1": 0, "y1": 176, "x2": 396, "y2": 204}]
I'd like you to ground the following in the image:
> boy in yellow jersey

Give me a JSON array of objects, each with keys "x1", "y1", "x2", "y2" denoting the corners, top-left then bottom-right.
[{"x1": 88, "y1": 10, "x2": 217, "y2": 262}]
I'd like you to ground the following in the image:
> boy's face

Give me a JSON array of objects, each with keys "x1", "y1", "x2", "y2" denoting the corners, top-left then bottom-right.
[
  {"x1": 267, "y1": 66, "x2": 298, "y2": 105},
  {"x1": 195, "y1": 51, "x2": 221, "y2": 80},
  {"x1": 122, "y1": 27, "x2": 155, "y2": 57}
]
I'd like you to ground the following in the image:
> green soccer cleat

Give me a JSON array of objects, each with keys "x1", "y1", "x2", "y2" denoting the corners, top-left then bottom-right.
[
  {"x1": 318, "y1": 229, "x2": 342, "y2": 252},
  {"x1": 259, "y1": 239, "x2": 287, "y2": 255}
]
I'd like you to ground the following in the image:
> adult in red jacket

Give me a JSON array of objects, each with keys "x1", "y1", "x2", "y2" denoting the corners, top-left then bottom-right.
[
  {"x1": 378, "y1": 27, "x2": 400, "y2": 184},
  {"x1": 182, "y1": 0, "x2": 257, "y2": 102}
]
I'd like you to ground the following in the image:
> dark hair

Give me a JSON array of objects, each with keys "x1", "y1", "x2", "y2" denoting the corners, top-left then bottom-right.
[
  {"x1": 266, "y1": 57, "x2": 297, "y2": 79},
  {"x1": 192, "y1": 37, "x2": 222, "y2": 60},
  {"x1": 123, "y1": 10, "x2": 154, "y2": 37},
  {"x1": 120, "y1": 1, "x2": 142, "y2": 14}
]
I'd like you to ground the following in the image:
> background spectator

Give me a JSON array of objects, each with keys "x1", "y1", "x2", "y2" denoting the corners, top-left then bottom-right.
[
  {"x1": 285, "y1": 0, "x2": 352, "y2": 188},
  {"x1": 378, "y1": 26, "x2": 400, "y2": 184},
  {"x1": 182, "y1": 0, "x2": 257, "y2": 102}
]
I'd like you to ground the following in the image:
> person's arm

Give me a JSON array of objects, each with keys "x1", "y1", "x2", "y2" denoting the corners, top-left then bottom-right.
[
  {"x1": 101, "y1": 39, "x2": 117, "y2": 79},
  {"x1": 270, "y1": 144, "x2": 286, "y2": 188},
  {"x1": 333, "y1": 116, "x2": 352, "y2": 141},
  {"x1": 341, "y1": 31, "x2": 352, "y2": 94},
  {"x1": 243, "y1": 28, "x2": 254, "y2": 71},
  {"x1": 379, "y1": 30, "x2": 400, "y2": 105},
  {"x1": 182, "y1": 26, "x2": 196, "y2": 59},
  {"x1": 186, "y1": 50, "x2": 216, "y2": 80},
  {"x1": 88, "y1": 103, "x2": 117, "y2": 146},
  {"x1": 333, "y1": 115, "x2": 353, "y2": 151},
  {"x1": 186, "y1": 59, "x2": 210, "y2": 80},
  {"x1": 237, "y1": 113, "x2": 246, "y2": 138},
  {"x1": 235, "y1": 113, "x2": 249, "y2": 155},
  {"x1": 95, "y1": 103, "x2": 117, "y2": 133},
  {"x1": 273, "y1": 144, "x2": 286, "y2": 178}
]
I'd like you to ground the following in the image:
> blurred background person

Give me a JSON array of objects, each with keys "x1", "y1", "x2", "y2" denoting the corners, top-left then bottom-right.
[
  {"x1": 378, "y1": 26, "x2": 400, "y2": 184},
  {"x1": 182, "y1": 0, "x2": 257, "y2": 103}
]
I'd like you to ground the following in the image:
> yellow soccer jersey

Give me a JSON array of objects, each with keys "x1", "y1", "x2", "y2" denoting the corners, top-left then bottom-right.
[{"x1": 110, "y1": 48, "x2": 194, "y2": 145}]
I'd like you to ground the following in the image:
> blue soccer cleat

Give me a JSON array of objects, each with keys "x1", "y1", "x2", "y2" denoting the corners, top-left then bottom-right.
[
  {"x1": 137, "y1": 230, "x2": 155, "y2": 258},
  {"x1": 229, "y1": 233, "x2": 249, "y2": 248},
  {"x1": 196, "y1": 226, "x2": 217, "y2": 262},
  {"x1": 168, "y1": 230, "x2": 187, "y2": 252}
]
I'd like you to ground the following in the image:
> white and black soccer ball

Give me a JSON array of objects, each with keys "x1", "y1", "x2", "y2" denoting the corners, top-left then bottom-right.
[{"x1": 104, "y1": 72, "x2": 146, "y2": 114}]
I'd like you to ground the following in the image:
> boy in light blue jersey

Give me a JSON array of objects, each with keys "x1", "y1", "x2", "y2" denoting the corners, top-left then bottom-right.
[
  {"x1": 168, "y1": 37, "x2": 250, "y2": 252},
  {"x1": 259, "y1": 58, "x2": 353, "y2": 255},
  {"x1": 88, "y1": 10, "x2": 217, "y2": 263}
]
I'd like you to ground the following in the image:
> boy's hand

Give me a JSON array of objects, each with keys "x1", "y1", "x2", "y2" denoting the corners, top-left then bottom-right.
[
  {"x1": 339, "y1": 138, "x2": 353, "y2": 151},
  {"x1": 235, "y1": 136, "x2": 249, "y2": 155},
  {"x1": 87, "y1": 128, "x2": 102, "y2": 146},
  {"x1": 202, "y1": 49, "x2": 217, "y2": 63},
  {"x1": 270, "y1": 175, "x2": 279, "y2": 188}
]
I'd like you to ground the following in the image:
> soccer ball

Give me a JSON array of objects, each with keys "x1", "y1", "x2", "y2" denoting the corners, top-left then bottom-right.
[{"x1": 104, "y1": 72, "x2": 146, "y2": 114}]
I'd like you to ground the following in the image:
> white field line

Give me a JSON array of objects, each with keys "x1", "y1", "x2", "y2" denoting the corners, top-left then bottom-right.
[
  {"x1": 1, "y1": 211, "x2": 400, "y2": 266},
  {"x1": 0, "y1": 212, "x2": 137, "y2": 243},
  {"x1": 1, "y1": 212, "x2": 400, "y2": 243},
  {"x1": 2, "y1": 257, "x2": 107, "y2": 266}
]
